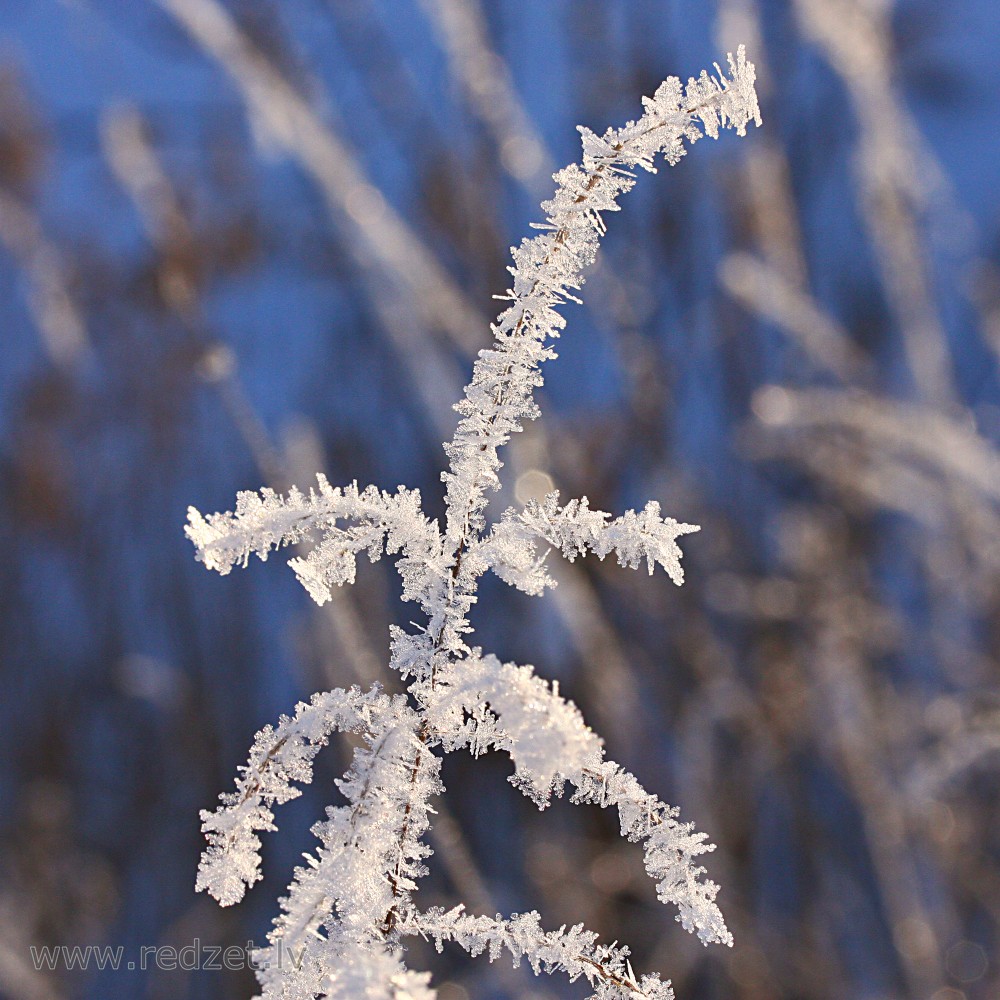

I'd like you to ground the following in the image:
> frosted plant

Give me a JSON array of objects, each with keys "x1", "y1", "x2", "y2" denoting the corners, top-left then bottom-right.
[{"x1": 187, "y1": 48, "x2": 760, "y2": 1000}]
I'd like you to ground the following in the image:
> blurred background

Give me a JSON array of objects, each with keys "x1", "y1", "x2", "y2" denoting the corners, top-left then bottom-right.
[{"x1": 1, "y1": 1, "x2": 999, "y2": 998}]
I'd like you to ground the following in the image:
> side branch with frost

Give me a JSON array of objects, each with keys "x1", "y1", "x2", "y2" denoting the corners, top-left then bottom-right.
[
  {"x1": 187, "y1": 48, "x2": 759, "y2": 1000},
  {"x1": 196, "y1": 684, "x2": 400, "y2": 906},
  {"x1": 401, "y1": 906, "x2": 673, "y2": 1000},
  {"x1": 479, "y1": 493, "x2": 700, "y2": 596}
]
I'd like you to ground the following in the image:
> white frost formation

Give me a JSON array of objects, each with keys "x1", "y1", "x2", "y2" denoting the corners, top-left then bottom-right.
[{"x1": 187, "y1": 48, "x2": 760, "y2": 1000}]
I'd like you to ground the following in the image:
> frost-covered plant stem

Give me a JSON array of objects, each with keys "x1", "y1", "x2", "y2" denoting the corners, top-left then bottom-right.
[{"x1": 187, "y1": 49, "x2": 759, "y2": 1000}]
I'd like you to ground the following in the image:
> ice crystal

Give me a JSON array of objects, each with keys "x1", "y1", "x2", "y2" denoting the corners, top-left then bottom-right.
[{"x1": 187, "y1": 49, "x2": 759, "y2": 1000}]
